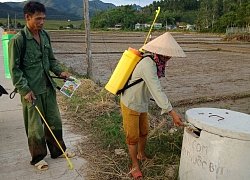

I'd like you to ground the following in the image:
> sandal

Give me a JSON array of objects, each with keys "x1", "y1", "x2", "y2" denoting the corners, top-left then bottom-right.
[
  {"x1": 34, "y1": 160, "x2": 49, "y2": 171},
  {"x1": 58, "y1": 152, "x2": 75, "y2": 158},
  {"x1": 130, "y1": 167, "x2": 143, "y2": 179}
]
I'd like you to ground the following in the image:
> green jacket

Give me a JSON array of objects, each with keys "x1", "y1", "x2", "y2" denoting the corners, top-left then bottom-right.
[{"x1": 8, "y1": 26, "x2": 63, "y2": 96}]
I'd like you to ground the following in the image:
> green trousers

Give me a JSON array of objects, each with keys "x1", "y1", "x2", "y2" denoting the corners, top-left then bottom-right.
[{"x1": 21, "y1": 85, "x2": 66, "y2": 165}]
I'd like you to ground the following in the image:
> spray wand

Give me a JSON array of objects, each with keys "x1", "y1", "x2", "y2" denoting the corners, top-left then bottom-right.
[
  {"x1": 32, "y1": 99, "x2": 74, "y2": 170},
  {"x1": 139, "y1": 6, "x2": 161, "y2": 54}
]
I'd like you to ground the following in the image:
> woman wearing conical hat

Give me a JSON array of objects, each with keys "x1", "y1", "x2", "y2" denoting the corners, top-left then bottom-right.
[{"x1": 120, "y1": 32, "x2": 186, "y2": 179}]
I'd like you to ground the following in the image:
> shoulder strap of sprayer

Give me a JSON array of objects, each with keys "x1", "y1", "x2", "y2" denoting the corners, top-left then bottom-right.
[
  {"x1": 19, "y1": 30, "x2": 26, "y2": 70},
  {"x1": 10, "y1": 30, "x2": 26, "y2": 99},
  {"x1": 19, "y1": 30, "x2": 50, "y2": 69},
  {"x1": 116, "y1": 55, "x2": 153, "y2": 95}
]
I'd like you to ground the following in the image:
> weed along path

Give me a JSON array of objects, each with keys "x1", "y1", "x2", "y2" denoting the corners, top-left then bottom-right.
[{"x1": 51, "y1": 30, "x2": 250, "y2": 179}]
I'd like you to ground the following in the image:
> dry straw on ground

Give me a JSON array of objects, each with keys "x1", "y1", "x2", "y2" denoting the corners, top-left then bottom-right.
[{"x1": 57, "y1": 78, "x2": 181, "y2": 180}]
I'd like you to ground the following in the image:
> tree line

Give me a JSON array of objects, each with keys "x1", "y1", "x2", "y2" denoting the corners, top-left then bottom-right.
[{"x1": 90, "y1": 0, "x2": 250, "y2": 33}]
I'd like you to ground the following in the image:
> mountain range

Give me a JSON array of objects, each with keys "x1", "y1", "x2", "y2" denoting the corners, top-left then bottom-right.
[{"x1": 0, "y1": 0, "x2": 117, "y2": 20}]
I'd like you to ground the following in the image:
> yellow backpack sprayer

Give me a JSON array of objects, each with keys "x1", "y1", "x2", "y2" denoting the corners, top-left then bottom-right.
[{"x1": 105, "y1": 7, "x2": 161, "y2": 95}]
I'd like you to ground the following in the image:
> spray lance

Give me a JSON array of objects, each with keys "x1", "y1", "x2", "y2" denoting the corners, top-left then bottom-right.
[
  {"x1": 9, "y1": 76, "x2": 75, "y2": 99},
  {"x1": 32, "y1": 99, "x2": 74, "y2": 170},
  {"x1": 139, "y1": 6, "x2": 161, "y2": 55}
]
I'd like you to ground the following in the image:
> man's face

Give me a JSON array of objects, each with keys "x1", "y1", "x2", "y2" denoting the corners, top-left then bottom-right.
[{"x1": 26, "y1": 12, "x2": 46, "y2": 31}]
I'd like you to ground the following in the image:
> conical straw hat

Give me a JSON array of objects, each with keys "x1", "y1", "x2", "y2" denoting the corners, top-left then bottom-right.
[{"x1": 141, "y1": 32, "x2": 186, "y2": 57}]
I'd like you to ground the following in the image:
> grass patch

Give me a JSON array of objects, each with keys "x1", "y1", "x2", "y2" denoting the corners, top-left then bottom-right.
[
  {"x1": 57, "y1": 77, "x2": 185, "y2": 180},
  {"x1": 94, "y1": 111, "x2": 126, "y2": 149}
]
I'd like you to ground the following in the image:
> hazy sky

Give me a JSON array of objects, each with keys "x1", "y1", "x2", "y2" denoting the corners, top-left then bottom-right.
[{"x1": 0, "y1": 0, "x2": 154, "y2": 7}]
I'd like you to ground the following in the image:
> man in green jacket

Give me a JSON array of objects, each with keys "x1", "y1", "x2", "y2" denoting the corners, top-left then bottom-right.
[{"x1": 8, "y1": 1, "x2": 74, "y2": 171}]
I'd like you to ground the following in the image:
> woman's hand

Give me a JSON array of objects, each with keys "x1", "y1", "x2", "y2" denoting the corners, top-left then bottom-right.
[{"x1": 169, "y1": 110, "x2": 185, "y2": 127}]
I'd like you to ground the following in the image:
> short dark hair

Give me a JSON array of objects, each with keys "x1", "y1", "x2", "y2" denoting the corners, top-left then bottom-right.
[{"x1": 23, "y1": 1, "x2": 46, "y2": 15}]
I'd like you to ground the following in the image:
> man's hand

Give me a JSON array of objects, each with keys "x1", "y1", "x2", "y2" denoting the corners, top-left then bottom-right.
[
  {"x1": 24, "y1": 91, "x2": 36, "y2": 103},
  {"x1": 169, "y1": 110, "x2": 185, "y2": 127},
  {"x1": 60, "y1": 72, "x2": 70, "y2": 80}
]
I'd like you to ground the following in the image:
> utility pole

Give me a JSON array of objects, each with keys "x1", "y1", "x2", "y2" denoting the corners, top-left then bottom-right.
[
  {"x1": 15, "y1": 13, "x2": 16, "y2": 29},
  {"x1": 166, "y1": 20, "x2": 167, "y2": 31},
  {"x1": 7, "y1": 13, "x2": 10, "y2": 30},
  {"x1": 83, "y1": 0, "x2": 93, "y2": 79}
]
